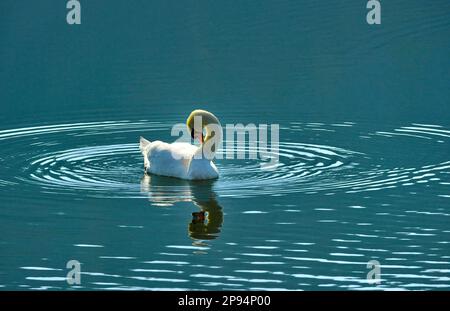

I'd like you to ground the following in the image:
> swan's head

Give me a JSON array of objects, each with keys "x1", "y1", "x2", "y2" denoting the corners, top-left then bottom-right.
[{"x1": 186, "y1": 109, "x2": 221, "y2": 143}]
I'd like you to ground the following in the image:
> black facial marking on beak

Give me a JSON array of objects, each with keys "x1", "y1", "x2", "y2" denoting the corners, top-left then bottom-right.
[{"x1": 191, "y1": 128, "x2": 195, "y2": 139}]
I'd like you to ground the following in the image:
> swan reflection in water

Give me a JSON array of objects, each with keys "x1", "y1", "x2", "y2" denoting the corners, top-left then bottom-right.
[{"x1": 140, "y1": 174, "x2": 223, "y2": 241}]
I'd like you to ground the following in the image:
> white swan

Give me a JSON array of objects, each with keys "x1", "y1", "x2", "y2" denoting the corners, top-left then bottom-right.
[{"x1": 139, "y1": 109, "x2": 222, "y2": 180}]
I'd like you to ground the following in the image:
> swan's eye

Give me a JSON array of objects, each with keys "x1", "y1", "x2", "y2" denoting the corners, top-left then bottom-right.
[{"x1": 191, "y1": 128, "x2": 195, "y2": 139}]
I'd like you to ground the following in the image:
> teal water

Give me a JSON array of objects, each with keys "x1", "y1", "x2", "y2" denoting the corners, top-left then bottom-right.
[{"x1": 0, "y1": 1, "x2": 449, "y2": 290}]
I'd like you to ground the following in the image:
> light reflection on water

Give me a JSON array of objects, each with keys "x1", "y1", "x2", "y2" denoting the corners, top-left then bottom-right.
[
  {"x1": 1, "y1": 0, "x2": 450, "y2": 291},
  {"x1": 140, "y1": 174, "x2": 224, "y2": 242},
  {"x1": 0, "y1": 120, "x2": 448, "y2": 198},
  {"x1": 0, "y1": 119, "x2": 448, "y2": 290}
]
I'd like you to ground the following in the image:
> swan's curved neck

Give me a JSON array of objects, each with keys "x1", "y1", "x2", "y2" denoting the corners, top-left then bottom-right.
[
  {"x1": 198, "y1": 123, "x2": 222, "y2": 160},
  {"x1": 187, "y1": 110, "x2": 222, "y2": 160}
]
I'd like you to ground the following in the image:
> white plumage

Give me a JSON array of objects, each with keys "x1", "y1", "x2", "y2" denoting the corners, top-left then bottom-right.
[{"x1": 139, "y1": 110, "x2": 221, "y2": 180}]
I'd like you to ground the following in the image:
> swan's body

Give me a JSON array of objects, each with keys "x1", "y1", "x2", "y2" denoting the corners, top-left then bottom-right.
[
  {"x1": 139, "y1": 110, "x2": 221, "y2": 180},
  {"x1": 139, "y1": 139, "x2": 219, "y2": 180}
]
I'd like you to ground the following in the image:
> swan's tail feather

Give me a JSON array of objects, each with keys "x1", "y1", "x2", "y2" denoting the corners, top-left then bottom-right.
[
  {"x1": 139, "y1": 136, "x2": 151, "y2": 171},
  {"x1": 140, "y1": 136, "x2": 151, "y2": 154}
]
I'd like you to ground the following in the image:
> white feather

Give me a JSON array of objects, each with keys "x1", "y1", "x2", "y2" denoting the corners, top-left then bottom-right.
[
  {"x1": 140, "y1": 110, "x2": 221, "y2": 180},
  {"x1": 139, "y1": 138, "x2": 219, "y2": 180}
]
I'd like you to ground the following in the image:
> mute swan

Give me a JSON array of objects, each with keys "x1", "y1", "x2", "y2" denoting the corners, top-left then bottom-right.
[{"x1": 139, "y1": 109, "x2": 222, "y2": 180}]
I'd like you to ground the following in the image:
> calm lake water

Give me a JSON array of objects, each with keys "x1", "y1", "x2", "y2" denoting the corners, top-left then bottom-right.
[{"x1": 0, "y1": 1, "x2": 449, "y2": 290}]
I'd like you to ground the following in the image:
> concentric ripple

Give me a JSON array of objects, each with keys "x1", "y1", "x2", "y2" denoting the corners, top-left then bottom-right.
[{"x1": 0, "y1": 121, "x2": 448, "y2": 199}]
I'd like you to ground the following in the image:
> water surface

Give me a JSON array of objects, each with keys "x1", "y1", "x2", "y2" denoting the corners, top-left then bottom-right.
[{"x1": 0, "y1": 1, "x2": 449, "y2": 290}]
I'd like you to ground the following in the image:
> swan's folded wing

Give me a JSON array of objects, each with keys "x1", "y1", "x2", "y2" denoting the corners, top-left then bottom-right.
[{"x1": 147, "y1": 141, "x2": 197, "y2": 179}]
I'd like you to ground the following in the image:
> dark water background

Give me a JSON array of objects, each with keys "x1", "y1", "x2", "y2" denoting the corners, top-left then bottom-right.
[{"x1": 0, "y1": 1, "x2": 449, "y2": 290}]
